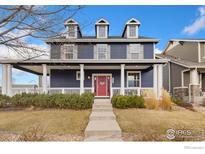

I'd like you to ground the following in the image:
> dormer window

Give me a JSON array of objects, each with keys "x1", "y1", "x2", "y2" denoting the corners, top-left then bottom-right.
[
  {"x1": 122, "y1": 18, "x2": 141, "y2": 38},
  {"x1": 95, "y1": 18, "x2": 109, "y2": 38},
  {"x1": 99, "y1": 26, "x2": 106, "y2": 38},
  {"x1": 64, "y1": 18, "x2": 81, "y2": 38},
  {"x1": 129, "y1": 25, "x2": 137, "y2": 37}
]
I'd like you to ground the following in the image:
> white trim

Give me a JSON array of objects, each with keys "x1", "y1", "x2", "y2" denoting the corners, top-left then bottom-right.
[
  {"x1": 66, "y1": 25, "x2": 77, "y2": 38},
  {"x1": 97, "y1": 25, "x2": 108, "y2": 38},
  {"x1": 120, "y1": 64, "x2": 125, "y2": 95},
  {"x1": 168, "y1": 62, "x2": 171, "y2": 92},
  {"x1": 153, "y1": 43, "x2": 156, "y2": 59},
  {"x1": 76, "y1": 71, "x2": 80, "y2": 80},
  {"x1": 198, "y1": 42, "x2": 201, "y2": 63},
  {"x1": 42, "y1": 64, "x2": 47, "y2": 93},
  {"x1": 126, "y1": 71, "x2": 141, "y2": 88},
  {"x1": 92, "y1": 73, "x2": 112, "y2": 97},
  {"x1": 80, "y1": 64, "x2": 84, "y2": 95},
  {"x1": 200, "y1": 73, "x2": 202, "y2": 89},
  {"x1": 96, "y1": 44, "x2": 109, "y2": 59}
]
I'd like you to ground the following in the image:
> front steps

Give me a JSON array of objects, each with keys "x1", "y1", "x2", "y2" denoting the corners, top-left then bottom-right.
[{"x1": 84, "y1": 99, "x2": 122, "y2": 141}]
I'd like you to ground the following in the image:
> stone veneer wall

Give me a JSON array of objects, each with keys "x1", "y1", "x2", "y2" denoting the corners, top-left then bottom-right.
[{"x1": 173, "y1": 87, "x2": 189, "y2": 100}]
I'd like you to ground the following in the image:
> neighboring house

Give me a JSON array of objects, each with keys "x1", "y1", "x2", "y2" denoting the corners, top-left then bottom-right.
[
  {"x1": 0, "y1": 18, "x2": 167, "y2": 98},
  {"x1": 157, "y1": 39, "x2": 205, "y2": 104}
]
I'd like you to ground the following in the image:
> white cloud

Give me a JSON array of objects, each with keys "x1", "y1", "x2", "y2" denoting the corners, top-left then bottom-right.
[
  {"x1": 154, "y1": 48, "x2": 162, "y2": 54},
  {"x1": 183, "y1": 7, "x2": 205, "y2": 35}
]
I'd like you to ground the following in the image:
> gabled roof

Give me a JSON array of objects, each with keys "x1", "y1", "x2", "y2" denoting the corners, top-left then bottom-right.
[
  {"x1": 156, "y1": 54, "x2": 205, "y2": 68},
  {"x1": 64, "y1": 18, "x2": 79, "y2": 26},
  {"x1": 162, "y1": 39, "x2": 205, "y2": 55},
  {"x1": 122, "y1": 18, "x2": 141, "y2": 37},
  {"x1": 95, "y1": 18, "x2": 109, "y2": 26},
  {"x1": 126, "y1": 18, "x2": 141, "y2": 25}
]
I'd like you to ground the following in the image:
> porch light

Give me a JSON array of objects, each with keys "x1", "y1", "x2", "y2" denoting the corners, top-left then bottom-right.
[{"x1": 88, "y1": 76, "x2": 91, "y2": 79}]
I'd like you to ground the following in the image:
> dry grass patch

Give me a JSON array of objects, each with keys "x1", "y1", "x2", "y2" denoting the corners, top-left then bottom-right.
[
  {"x1": 114, "y1": 108, "x2": 205, "y2": 141},
  {"x1": 0, "y1": 109, "x2": 91, "y2": 136}
]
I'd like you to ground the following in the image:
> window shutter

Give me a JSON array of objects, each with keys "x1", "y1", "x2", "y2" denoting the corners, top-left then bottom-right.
[
  {"x1": 61, "y1": 45, "x2": 64, "y2": 59},
  {"x1": 73, "y1": 45, "x2": 78, "y2": 59},
  {"x1": 140, "y1": 44, "x2": 144, "y2": 59},
  {"x1": 127, "y1": 45, "x2": 130, "y2": 59},
  {"x1": 94, "y1": 45, "x2": 97, "y2": 59},
  {"x1": 107, "y1": 45, "x2": 110, "y2": 59}
]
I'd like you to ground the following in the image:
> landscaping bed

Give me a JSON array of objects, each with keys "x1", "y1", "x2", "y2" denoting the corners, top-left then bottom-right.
[
  {"x1": 0, "y1": 92, "x2": 94, "y2": 110},
  {"x1": 114, "y1": 108, "x2": 205, "y2": 141},
  {"x1": 0, "y1": 109, "x2": 91, "y2": 141}
]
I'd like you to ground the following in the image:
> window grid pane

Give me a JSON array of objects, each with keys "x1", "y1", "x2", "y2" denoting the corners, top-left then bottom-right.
[
  {"x1": 99, "y1": 26, "x2": 106, "y2": 37},
  {"x1": 68, "y1": 26, "x2": 75, "y2": 37},
  {"x1": 127, "y1": 72, "x2": 140, "y2": 87},
  {"x1": 97, "y1": 45, "x2": 107, "y2": 59},
  {"x1": 129, "y1": 26, "x2": 136, "y2": 37},
  {"x1": 63, "y1": 45, "x2": 74, "y2": 59}
]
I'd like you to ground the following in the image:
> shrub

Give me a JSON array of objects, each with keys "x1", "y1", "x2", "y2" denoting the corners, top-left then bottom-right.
[
  {"x1": 159, "y1": 89, "x2": 172, "y2": 111},
  {"x1": 171, "y1": 97, "x2": 183, "y2": 105},
  {"x1": 143, "y1": 90, "x2": 158, "y2": 109},
  {"x1": 8, "y1": 92, "x2": 94, "y2": 109},
  {"x1": 111, "y1": 95, "x2": 145, "y2": 109},
  {"x1": 0, "y1": 94, "x2": 10, "y2": 108}
]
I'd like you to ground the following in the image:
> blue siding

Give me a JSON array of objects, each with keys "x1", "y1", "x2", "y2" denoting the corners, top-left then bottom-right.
[
  {"x1": 110, "y1": 44, "x2": 127, "y2": 59},
  {"x1": 78, "y1": 44, "x2": 93, "y2": 59},
  {"x1": 143, "y1": 43, "x2": 154, "y2": 59},
  {"x1": 50, "y1": 68, "x2": 153, "y2": 88},
  {"x1": 141, "y1": 68, "x2": 153, "y2": 87}
]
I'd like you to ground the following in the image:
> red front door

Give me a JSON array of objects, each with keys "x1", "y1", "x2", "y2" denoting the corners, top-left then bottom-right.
[{"x1": 94, "y1": 76, "x2": 110, "y2": 96}]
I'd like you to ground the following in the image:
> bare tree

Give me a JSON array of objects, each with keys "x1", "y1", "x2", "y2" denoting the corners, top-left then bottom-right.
[{"x1": 0, "y1": 5, "x2": 83, "y2": 59}]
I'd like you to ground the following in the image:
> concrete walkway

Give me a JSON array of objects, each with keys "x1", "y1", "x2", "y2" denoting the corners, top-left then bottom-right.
[{"x1": 84, "y1": 99, "x2": 122, "y2": 141}]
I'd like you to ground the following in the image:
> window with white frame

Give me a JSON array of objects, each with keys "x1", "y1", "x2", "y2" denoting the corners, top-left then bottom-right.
[
  {"x1": 97, "y1": 44, "x2": 108, "y2": 59},
  {"x1": 76, "y1": 71, "x2": 80, "y2": 80},
  {"x1": 61, "y1": 44, "x2": 75, "y2": 59},
  {"x1": 68, "y1": 25, "x2": 76, "y2": 38},
  {"x1": 202, "y1": 43, "x2": 205, "y2": 57},
  {"x1": 98, "y1": 26, "x2": 106, "y2": 38},
  {"x1": 129, "y1": 44, "x2": 143, "y2": 59},
  {"x1": 129, "y1": 25, "x2": 136, "y2": 37},
  {"x1": 127, "y1": 72, "x2": 140, "y2": 87}
]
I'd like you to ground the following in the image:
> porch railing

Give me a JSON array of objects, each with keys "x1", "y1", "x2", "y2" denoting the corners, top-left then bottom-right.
[{"x1": 11, "y1": 87, "x2": 153, "y2": 96}]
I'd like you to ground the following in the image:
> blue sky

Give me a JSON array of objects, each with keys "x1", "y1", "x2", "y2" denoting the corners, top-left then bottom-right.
[{"x1": 0, "y1": 5, "x2": 205, "y2": 85}]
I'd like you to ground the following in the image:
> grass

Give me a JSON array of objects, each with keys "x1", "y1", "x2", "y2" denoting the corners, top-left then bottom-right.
[
  {"x1": 114, "y1": 107, "x2": 205, "y2": 141},
  {"x1": 0, "y1": 109, "x2": 91, "y2": 135}
]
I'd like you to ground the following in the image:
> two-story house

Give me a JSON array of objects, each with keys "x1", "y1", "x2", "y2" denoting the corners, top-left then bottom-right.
[
  {"x1": 0, "y1": 18, "x2": 167, "y2": 98},
  {"x1": 157, "y1": 39, "x2": 205, "y2": 104}
]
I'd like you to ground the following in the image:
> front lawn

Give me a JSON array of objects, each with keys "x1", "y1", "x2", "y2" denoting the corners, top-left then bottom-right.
[
  {"x1": 0, "y1": 109, "x2": 91, "y2": 141},
  {"x1": 114, "y1": 107, "x2": 205, "y2": 141}
]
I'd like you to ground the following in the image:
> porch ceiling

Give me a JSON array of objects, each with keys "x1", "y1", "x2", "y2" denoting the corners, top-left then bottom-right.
[{"x1": 13, "y1": 64, "x2": 152, "y2": 75}]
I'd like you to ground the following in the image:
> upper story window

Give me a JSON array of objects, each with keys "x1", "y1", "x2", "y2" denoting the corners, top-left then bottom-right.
[
  {"x1": 61, "y1": 44, "x2": 77, "y2": 59},
  {"x1": 98, "y1": 26, "x2": 106, "y2": 38},
  {"x1": 127, "y1": 71, "x2": 141, "y2": 87},
  {"x1": 68, "y1": 25, "x2": 76, "y2": 38},
  {"x1": 96, "y1": 44, "x2": 109, "y2": 59},
  {"x1": 202, "y1": 43, "x2": 205, "y2": 57},
  {"x1": 128, "y1": 44, "x2": 143, "y2": 59},
  {"x1": 129, "y1": 25, "x2": 136, "y2": 37}
]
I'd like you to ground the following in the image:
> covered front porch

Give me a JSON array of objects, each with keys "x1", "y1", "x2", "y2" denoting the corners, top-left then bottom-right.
[{"x1": 1, "y1": 59, "x2": 167, "y2": 98}]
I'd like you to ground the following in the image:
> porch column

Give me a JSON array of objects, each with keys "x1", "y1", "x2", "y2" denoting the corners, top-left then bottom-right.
[
  {"x1": 2, "y1": 64, "x2": 7, "y2": 95},
  {"x1": 189, "y1": 68, "x2": 200, "y2": 103},
  {"x1": 7, "y1": 64, "x2": 12, "y2": 96},
  {"x1": 42, "y1": 64, "x2": 47, "y2": 93},
  {"x1": 153, "y1": 64, "x2": 158, "y2": 98},
  {"x1": 80, "y1": 64, "x2": 84, "y2": 95},
  {"x1": 38, "y1": 75, "x2": 42, "y2": 88},
  {"x1": 157, "y1": 64, "x2": 163, "y2": 99},
  {"x1": 190, "y1": 68, "x2": 199, "y2": 85},
  {"x1": 120, "y1": 64, "x2": 125, "y2": 95}
]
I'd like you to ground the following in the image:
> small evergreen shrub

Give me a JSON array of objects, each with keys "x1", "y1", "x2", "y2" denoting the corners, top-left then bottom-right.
[
  {"x1": 111, "y1": 95, "x2": 145, "y2": 109},
  {"x1": 5, "y1": 92, "x2": 94, "y2": 109},
  {"x1": 0, "y1": 94, "x2": 10, "y2": 108}
]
